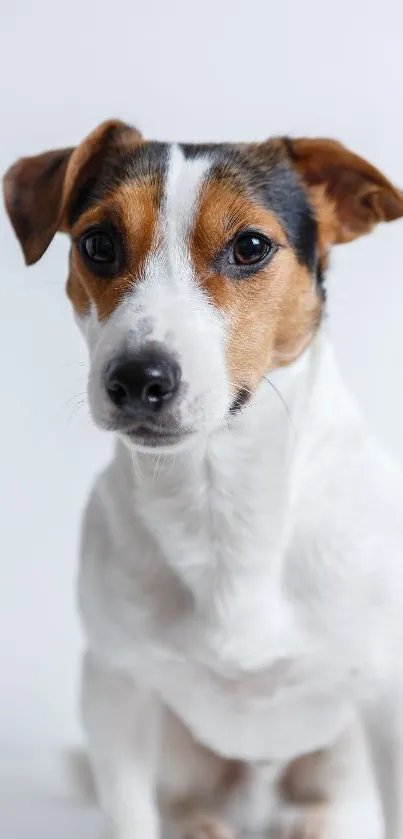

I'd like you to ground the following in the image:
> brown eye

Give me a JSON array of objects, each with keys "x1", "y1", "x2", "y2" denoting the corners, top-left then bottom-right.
[
  {"x1": 79, "y1": 226, "x2": 123, "y2": 278},
  {"x1": 233, "y1": 233, "x2": 271, "y2": 266},
  {"x1": 82, "y1": 230, "x2": 116, "y2": 264}
]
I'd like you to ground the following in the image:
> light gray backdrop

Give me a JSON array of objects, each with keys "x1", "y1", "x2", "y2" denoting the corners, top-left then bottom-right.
[{"x1": 0, "y1": 1, "x2": 402, "y2": 835}]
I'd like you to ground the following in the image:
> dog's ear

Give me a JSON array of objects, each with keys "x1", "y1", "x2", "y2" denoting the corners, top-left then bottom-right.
[
  {"x1": 3, "y1": 119, "x2": 141, "y2": 265},
  {"x1": 284, "y1": 137, "x2": 403, "y2": 254}
]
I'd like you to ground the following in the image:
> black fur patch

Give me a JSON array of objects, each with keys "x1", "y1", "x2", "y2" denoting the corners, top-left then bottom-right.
[
  {"x1": 230, "y1": 387, "x2": 252, "y2": 414},
  {"x1": 94, "y1": 142, "x2": 169, "y2": 200},
  {"x1": 67, "y1": 143, "x2": 169, "y2": 227},
  {"x1": 68, "y1": 177, "x2": 99, "y2": 227}
]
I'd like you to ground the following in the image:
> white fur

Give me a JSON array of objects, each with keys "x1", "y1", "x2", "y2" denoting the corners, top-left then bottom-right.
[{"x1": 77, "y1": 148, "x2": 403, "y2": 839}]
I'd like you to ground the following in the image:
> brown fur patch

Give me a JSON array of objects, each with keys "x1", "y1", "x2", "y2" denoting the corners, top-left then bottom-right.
[
  {"x1": 182, "y1": 814, "x2": 236, "y2": 839},
  {"x1": 306, "y1": 185, "x2": 339, "y2": 271},
  {"x1": 3, "y1": 120, "x2": 142, "y2": 266},
  {"x1": 191, "y1": 179, "x2": 322, "y2": 395},
  {"x1": 219, "y1": 761, "x2": 245, "y2": 794},
  {"x1": 285, "y1": 136, "x2": 403, "y2": 244},
  {"x1": 67, "y1": 178, "x2": 162, "y2": 319},
  {"x1": 277, "y1": 805, "x2": 326, "y2": 839},
  {"x1": 279, "y1": 751, "x2": 328, "y2": 806},
  {"x1": 4, "y1": 147, "x2": 73, "y2": 265}
]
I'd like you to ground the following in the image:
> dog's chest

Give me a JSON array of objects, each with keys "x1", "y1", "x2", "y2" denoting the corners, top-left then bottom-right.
[
  {"x1": 85, "y1": 438, "x2": 360, "y2": 762},
  {"x1": 144, "y1": 625, "x2": 352, "y2": 762},
  {"x1": 142, "y1": 560, "x2": 352, "y2": 763}
]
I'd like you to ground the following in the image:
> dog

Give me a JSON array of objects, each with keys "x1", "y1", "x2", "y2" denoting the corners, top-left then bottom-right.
[{"x1": 4, "y1": 120, "x2": 403, "y2": 839}]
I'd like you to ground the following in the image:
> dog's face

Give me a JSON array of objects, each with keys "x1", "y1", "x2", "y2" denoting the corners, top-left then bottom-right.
[{"x1": 4, "y1": 121, "x2": 403, "y2": 450}]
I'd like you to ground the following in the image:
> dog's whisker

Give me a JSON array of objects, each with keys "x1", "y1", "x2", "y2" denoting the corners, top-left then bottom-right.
[
  {"x1": 62, "y1": 360, "x2": 89, "y2": 370},
  {"x1": 66, "y1": 399, "x2": 89, "y2": 428},
  {"x1": 65, "y1": 391, "x2": 88, "y2": 408},
  {"x1": 262, "y1": 376, "x2": 295, "y2": 433},
  {"x1": 130, "y1": 446, "x2": 146, "y2": 482}
]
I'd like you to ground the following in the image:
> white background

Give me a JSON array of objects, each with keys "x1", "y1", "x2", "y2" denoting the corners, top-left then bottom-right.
[{"x1": 1, "y1": 0, "x2": 402, "y2": 834}]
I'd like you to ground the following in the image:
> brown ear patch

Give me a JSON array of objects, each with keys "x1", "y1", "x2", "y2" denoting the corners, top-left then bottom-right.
[
  {"x1": 191, "y1": 178, "x2": 322, "y2": 395},
  {"x1": 285, "y1": 137, "x2": 403, "y2": 250},
  {"x1": 67, "y1": 177, "x2": 162, "y2": 320},
  {"x1": 306, "y1": 184, "x2": 339, "y2": 269},
  {"x1": 3, "y1": 119, "x2": 142, "y2": 266},
  {"x1": 60, "y1": 120, "x2": 141, "y2": 231},
  {"x1": 4, "y1": 148, "x2": 73, "y2": 264}
]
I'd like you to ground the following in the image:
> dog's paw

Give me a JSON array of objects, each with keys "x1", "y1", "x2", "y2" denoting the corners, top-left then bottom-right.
[
  {"x1": 273, "y1": 800, "x2": 383, "y2": 839},
  {"x1": 274, "y1": 805, "x2": 325, "y2": 839},
  {"x1": 108, "y1": 819, "x2": 160, "y2": 839},
  {"x1": 182, "y1": 815, "x2": 236, "y2": 839}
]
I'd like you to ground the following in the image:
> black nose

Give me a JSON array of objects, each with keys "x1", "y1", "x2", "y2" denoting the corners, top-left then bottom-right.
[{"x1": 105, "y1": 346, "x2": 181, "y2": 416}]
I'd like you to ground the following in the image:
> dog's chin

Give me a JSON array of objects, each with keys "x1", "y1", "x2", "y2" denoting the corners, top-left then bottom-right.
[
  {"x1": 90, "y1": 392, "x2": 236, "y2": 455},
  {"x1": 92, "y1": 393, "x2": 248, "y2": 454},
  {"x1": 118, "y1": 427, "x2": 198, "y2": 455}
]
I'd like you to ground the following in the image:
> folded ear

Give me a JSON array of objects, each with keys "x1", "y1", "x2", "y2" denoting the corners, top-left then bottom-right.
[
  {"x1": 284, "y1": 137, "x2": 403, "y2": 253},
  {"x1": 3, "y1": 119, "x2": 141, "y2": 265}
]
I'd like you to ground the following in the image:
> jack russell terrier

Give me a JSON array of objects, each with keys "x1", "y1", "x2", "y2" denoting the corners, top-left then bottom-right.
[{"x1": 4, "y1": 120, "x2": 403, "y2": 839}]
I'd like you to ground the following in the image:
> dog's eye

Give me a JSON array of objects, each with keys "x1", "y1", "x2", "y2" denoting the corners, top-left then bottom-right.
[
  {"x1": 233, "y1": 233, "x2": 271, "y2": 266},
  {"x1": 78, "y1": 227, "x2": 123, "y2": 277},
  {"x1": 82, "y1": 230, "x2": 116, "y2": 264}
]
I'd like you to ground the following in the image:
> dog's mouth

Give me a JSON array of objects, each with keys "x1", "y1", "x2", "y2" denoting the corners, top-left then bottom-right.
[
  {"x1": 121, "y1": 423, "x2": 194, "y2": 450},
  {"x1": 115, "y1": 388, "x2": 252, "y2": 450},
  {"x1": 98, "y1": 386, "x2": 252, "y2": 451}
]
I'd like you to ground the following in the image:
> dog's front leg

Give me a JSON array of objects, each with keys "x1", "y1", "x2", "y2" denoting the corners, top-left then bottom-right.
[
  {"x1": 82, "y1": 651, "x2": 160, "y2": 839},
  {"x1": 364, "y1": 692, "x2": 403, "y2": 839}
]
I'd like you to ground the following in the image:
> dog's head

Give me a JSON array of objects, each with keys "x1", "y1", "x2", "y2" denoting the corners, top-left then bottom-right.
[{"x1": 4, "y1": 120, "x2": 403, "y2": 451}]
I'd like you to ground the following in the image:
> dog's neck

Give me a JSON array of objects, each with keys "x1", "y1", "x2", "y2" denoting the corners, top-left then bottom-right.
[{"x1": 118, "y1": 327, "x2": 354, "y2": 626}]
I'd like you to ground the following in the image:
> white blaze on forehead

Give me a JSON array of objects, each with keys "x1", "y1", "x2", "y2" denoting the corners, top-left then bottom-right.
[
  {"x1": 163, "y1": 143, "x2": 212, "y2": 245},
  {"x1": 122, "y1": 142, "x2": 225, "y2": 367},
  {"x1": 138, "y1": 143, "x2": 213, "y2": 303}
]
